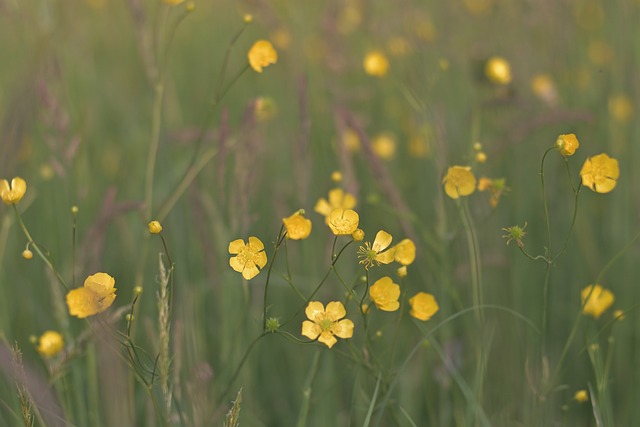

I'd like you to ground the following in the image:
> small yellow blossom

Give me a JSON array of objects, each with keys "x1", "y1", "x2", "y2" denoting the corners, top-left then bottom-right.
[
  {"x1": 580, "y1": 153, "x2": 619, "y2": 193},
  {"x1": 327, "y1": 208, "x2": 359, "y2": 235},
  {"x1": 148, "y1": 220, "x2": 163, "y2": 234},
  {"x1": 66, "y1": 272, "x2": 117, "y2": 318},
  {"x1": 71, "y1": 206, "x2": 79, "y2": 215},
  {"x1": 613, "y1": 310, "x2": 625, "y2": 321},
  {"x1": 409, "y1": 292, "x2": 439, "y2": 321},
  {"x1": 37, "y1": 331, "x2": 64, "y2": 358},
  {"x1": 608, "y1": 94, "x2": 633, "y2": 123},
  {"x1": 358, "y1": 230, "x2": 395, "y2": 269},
  {"x1": 555, "y1": 134, "x2": 580, "y2": 157},
  {"x1": 351, "y1": 228, "x2": 365, "y2": 241},
  {"x1": 397, "y1": 266, "x2": 407, "y2": 278},
  {"x1": 372, "y1": 133, "x2": 396, "y2": 160},
  {"x1": 331, "y1": 171, "x2": 343, "y2": 182},
  {"x1": 283, "y1": 211, "x2": 312, "y2": 240},
  {"x1": 473, "y1": 142, "x2": 483, "y2": 151},
  {"x1": 248, "y1": 40, "x2": 278, "y2": 73},
  {"x1": 0, "y1": 177, "x2": 27, "y2": 205},
  {"x1": 315, "y1": 188, "x2": 357, "y2": 220},
  {"x1": 185, "y1": 2, "x2": 195, "y2": 11},
  {"x1": 531, "y1": 74, "x2": 558, "y2": 106},
  {"x1": 228, "y1": 237, "x2": 268, "y2": 280},
  {"x1": 369, "y1": 276, "x2": 400, "y2": 312},
  {"x1": 393, "y1": 239, "x2": 416, "y2": 266},
  {"x1": 478, "y1": 177, "x2": 509, "y2": 208},
  {"x1": 475, "y1": 152, "x2": 487, "y2": 163},
  {"x1": 254, "y1": 97, "x2": 278, "y2": 122},
  {"x1": 243, "y1": 14, "x2": 253, "y2": 24},
  {"x1": 363, "y1": 51, "x2": 389, "y2": 77},
  {"x1": 442, "y1": 166, "x2": 476, "y2": 199},
  {"x1": 574, "y1": 390, "x2": 589, "y2": 403},
  {"x1": 22, "y1": 249, "x2": 33, "y2": 260},
  {"x1": 581, "y1": 284, "x2": 614, "y2": 319},
  {"x1": 341, "y1": 128, "x2": 361, "y2": 152},
  {"x1": 485, "y1": 56, "x2": 512, "y2": 85},
  {"x1": 301, "y1": 301, "x2": 354, "y2": 348}
]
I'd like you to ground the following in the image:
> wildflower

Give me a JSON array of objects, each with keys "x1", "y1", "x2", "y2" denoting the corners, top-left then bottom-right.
[
  {"x1": 473, "y1": 142, "x2": 483, "y2": 151},
  {"x1": 358, "y1": 230, "x2": 395, "y2": 269},
  {"x1": 265, "y1": 317, "x2": 281, "y2": 332},
  {"x1": 369, "y1": 276, "x2": 401, "y2": 312},
  {"x1": 372, "y1": 133, "x2": 396, "y2": 160},
  {"x1": 283, "y1": 210, "x2": 312, "y2": 240},
  {"x1": 393, "y1": 239, "x2": 416, "y2": 266},
  {"x1": 148, "y1": 220, "x2": 163, "y2": 234},
  {"x1": 66, "y1": 272, "x2": 117, "y2": 318},
  {"x1": 185, "y1": 1, "x2": 195, "y2": 11},
  {"x1": 580, "y1": 153, "x2": 619, "y2": 193},
  {"x1": 555, "y1": 134, "x2": 580, "y2": 157},
  {"x1": 409, "y1": 292, "x2": 439, "y2": 321},
  {"x1": 531, "y1": 74, "x2": 558, "y2": 106},
  {"x1": 331, "y1": 171, "x2": 343, "y2": 183},
  {"x1": 341, "y1": 128, "x2": 361, "y2": 152},
  {"x1": 502, "y1": 222, "x2": 527, "y2": 248},
  {"x1": 248, "y1": 40, "x2": 278, "y2": 73},
  {"x1": 37, "y1": 331, "x2": 64, "y2": 358},
  {"x1": 228, "y1": 237, "x2": 268, "y2": 280},
  {"x1": 243, "y1": 13, "x2": 253, "y2": 24},
  {"x1": 574, "y1": 390, "x2": 589, "y2": 403},
  {"x1": 613, "y1": 310, "x2": 625, "y2": 321},
  {"x1": 71, "y1": 206, "x2": 79, "y2": 215},
  {"x1": 301, "y1": 301, "x2": 354, "y2": 348},
  {"x1": 327, "y1": 208, "x2": 359, "y2": 235},
  {"x1": 363, "y1": 51, "x2": 389, "y2": 77},
  {"x1": 314, "y1": 188, "x2": 357, "y2": 221},
  {"x1": 0, "y1": 177, "x2": 27, "y2": 205},
  {"x1": 22, "y1": 249, "x2": 33, "y2": 260},
  {"x1": 475, "y1": 151, "x2": 487, "y2": 163},
  {"x1": 397, "y1": 266, "x2": 407, "y2": 278},
  {"x1": 608, "y1": 94, "x2": 633, "y2": 123},
  {"x1": 387, "y1": 36, "x2": 411, "y2": 56},
  {"x1": 478, "y1": 177, "x2": 509, "y2": 208},
  {"x1": 351, "y1": 228, "x2": 365, "y2": 242},
  {"x1": 254, "y1": 97, "x2": 277, "y2": 122},
  {"x1": 581, "y1": 284, "x2": 614, "y2": 319},
  {"x1": 485, "y1": 56, "x2": 512, "y2": 85},
  {"x1": 442, "y1": 166, "x2": 476, "y2": 199}
]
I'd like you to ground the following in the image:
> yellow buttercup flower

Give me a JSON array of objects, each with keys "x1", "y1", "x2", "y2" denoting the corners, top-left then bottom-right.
[
  {"x1": 485, "y1": 56, "x2": 512, "y2": 85},
  {"x1": 283, "y1": 211, "x2": 312, "y2": 240},
  {"x1": 393, "y1": 239, "x2": 416, "y2": 266},
  {"x1": 22, "y1": 249, "x2": 33, "y2": 260},
  {"x1": 37, "y1": 331, "x2": 64, "y2": 358},
  {"x1": 351, "y1": 228, "x2": 365, "y2": 241},
  {"x1": 358, "y1": 230, "x2": 395, "y2": 269},
  {"x1": 148, "y1": 220, "x2": 163, "y2": 234},
  {"x1": 478, "y1": 177, "x2": 509, "y2": 208},
  {"x1": 555, "y1": 134, "x2": 580, "y2": 157},
  {"x1": 327, "y1": 208, "x2": 359, "y2": 235},
  {"x1": 314, "y1": 188, "x2": 357, "y2": 221},
  {"x1": 580, "y1": 153, "x2": 619, "y2": 193},
  {"x1": 581, "y1": 284, "x2": 614, "y2": 319},
  {"x1": 248, "y1": 40, "x2": 278, "y2": 73},
  {"x1": 608, "y1": 94, "x2": 633, "y2": 123},
  {"x1": 531, "y1": 74, "x2": 558, "y2": 106},
  {"x1": 397, "y1": 266, "x2": 407, "y2": 278},
  {"x1": 409, "y1": 292, "x2": 439, "y2": 321},
  {"x1": 0, "y1": 177, "x2": 27, "y2": 205},
  {"x1": 66, "y1": 272, "x2": 117, "y2": 319},
  {"x1": 442, "y1": 166, "x2": 476, "y2": 199},
  {"x1": 369, "y1": 276, "x2": 400, "y2": 312},
  {"x1": 574, "y1": 390, "x2": 589, "y2": 403},
  {"x1": 301, "y1": 301, "x2": 354, "y2": 348},
  {"x1": 372, "y1": 133, "x2": 396, "y2": 160},
  {"x1": 475, "y1": 151, "x2": 487, "y2": 163},
  {"x1": 363, "y1": 51, "x2": 389, "y2": 77},
  {"x1": 228, "y1": 237, "x2": 268, "y2": 280}
]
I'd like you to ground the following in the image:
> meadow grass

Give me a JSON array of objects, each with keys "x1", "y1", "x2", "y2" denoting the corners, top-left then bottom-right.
[{"x1": 0, "y1": 0, "x2": 639, "y2": 425}]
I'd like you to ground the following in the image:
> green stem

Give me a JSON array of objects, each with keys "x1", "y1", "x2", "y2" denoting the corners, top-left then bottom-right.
[
  {"x1": 220, "y1": 332, "x2": 268, "y2": 400},
  {"x1": 540, "y1": 147, "x2": 555, "y2": 257},
  {"x1": 459, "y1": 200, "x2": 483, "y2": 323},
  {"x1": 262, "y1": 226, "x2": 286, "y2": 331}
]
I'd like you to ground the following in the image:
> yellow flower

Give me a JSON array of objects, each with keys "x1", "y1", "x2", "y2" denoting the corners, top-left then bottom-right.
[
  {"x1": 331, "y1": 171, "x2": 343, "y2": 183},
  {"x1": 248, "y1": 40, "x2": 278, "y2": 73},
  {"x1": 37, "y1": 331, "x2": 64, "y2": 358},
  {"x1": 608, "y1": 94, "x2": 633, "y2": 123},
  {"x1": 613, "y1": 309, "x2": 625, "y2": 321},
  {"x1": 531, "y1": 74, "x2": 558, "y2": 106},
  {"x1": 351, "y1": 228, "x2": 365, "y2": 241},
  {"x1": 254, "y1": 97, "x2": 278, "y2": 122},
  {"x1": 228, "y1": 237, "x2": 268, "y2": 280},
  {"x1": 301, "y1": 301, "x2": 354, "y2": 348},
  {"x1": 393, "y1": 239, "x2": 416, "y2": 266},
  {"x1": 327, "y1": 208, "x2": 359, "y2": 235},
  {"x1": 580, "y1": 153, "x2": 619, "y2": 193},
  {"x1": 555, "y1": 134, "x2": 580, "y2": 157},
  {"x1": 409, "y1": 292, "x2": 439, "y2": 321},
  {"x1": 283, "y1": 211, "x2": 312, "y2": 240},
  {"x1": 341, "y1": 128, "x2": 361, "y2": 152},
  {"x1": 397, "y1": 266, "x2": 407, "y2": 278},
  {"x1": 574, "y1": 390, "x2": 589, "y2": 403},
  {"x1": 478, "y1": 177, "x2": 509, "y2": 208},
  {"x1": 358, "y1": 230, "x2": 395, "y2": 269},
  {"x1": 363, "y1": 51, "x2": 389, "y2": 77},
  {"x1": 0, "y1": 177, "x2": 27, "y2": 205},
  {"x1": 442, "y1": 166, "x2": 476, "y2": 199},
  {"x1": 148, "y1": 220, "x2": 163, "y2": 234},
  {"x1": 369, "y1": 276, "x2": 400, "y2": 312},
  {"x1": 314, "y1": 188, "x2": 357, "y2": 221},
  {"x1": 475, "y1": 151, "x2": 487, "y2": 163},
  {"x1": 372, "y1": 133, "x2": 396, "y2": 160},
  {"x1": 22, "y1": 249, "x2": 33, "y2": 260},
  {"x1": 581, "y1": 284, "x2": 614, "y2": 319},
  {"x1": 485, "y1": 56, "x2": 512, "y2": 85},
  {"x1": 66, "y1": 272, "x2": 117, "y2": 319}
]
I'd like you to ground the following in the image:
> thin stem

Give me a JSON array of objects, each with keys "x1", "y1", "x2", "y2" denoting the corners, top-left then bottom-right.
[
  {"x1": 540, "y1": 147, "x2": 555, "y2": 257},
  {"x1": 262, "y1": 226, "x2": 286, "y2": 331},
  {"x1": 219, "y1": 332, "x2": 268, "y2": 401},
  {"x1": 459, "y1": 200, "x2": 483, "y2": 323}
]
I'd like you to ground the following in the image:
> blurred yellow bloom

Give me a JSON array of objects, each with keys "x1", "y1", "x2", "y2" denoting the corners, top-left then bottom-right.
[
  {"x1": 243, "y1": 14, "x2": 253, "y2": 24},
  {"x1": 369, "y1": 276, "x2": 400, "y2": 312},
  {"x1": 248, "y1": 40, "x2": 278, "y2": 73},
  {"x1": 331, "y1": 171, "x2": 343, "y2": 182},
  {"x1": 0, "y1": 177, "x2": 27, "y2": 205},
  {"x1": 228, "y1": 237, "x2": 268, "y2": 280},
  {"x1": 283, "y1": 211, "x2": 312, "y2": 240},
  {"x1": 531, "y1": 74, "x2": 558, "y2": 106},
  {"x1": 409, "y1": 292, "x2": 439, "y2": 321},
  {"x1": 327, "y1": 208, "x2": 359, "y2": 235},
  {"x1": 254, "y1": 97, "x2": 278, "y2": 122},
  {"x1": 478, "y1": 177, "x2": 508, "y2": 208},
  {"x1": 581, "y1": 284, "x2": 614, "y2": 319},
  {"x1": 148, "y1": 220, "x2": 163, "y2": 234},
  {"x1": 555, "y1": 134, "x2": 580, "y2": 157},
  {"x1": 608, "y1": 94, "x2": 633, "y2": 123},
  {"x1": 301, "y1": 301, "x2": 354, "y2": 348},
  {"x1": 614, "y1": 309, "x2": 625, "y2": 321},
  {"x1": 485, "y1": 57, "x2": 512, "y2": 85},
  {"x1": 580, "y1": 153, "x2": 619, "y2": 193},
  {"x1": 387, "y1": 36, "x2": 411, "y2": 56},
  {"x1": 443, "y1": 166, "x2": 476, "y2": 199},
  {"x1": 475, "y1": 152, "x2": 487, "y2": 163},
  {"x1": 314, "y1": 188, "x2": 357, "y2": 220},
  {"x1": 341, "y1": 128, "x2": 361, "y2": 152},
  {"x1": 66, "y1": 272, "x2": 117, "y2": 319},
  {"x1": 37, "y1": 331, "x2": 64, "y2": 358},
  {"x1": 363, "y1": 51, "x2": 389, "y2": 77},
  {"x1": 393, "y1": 239, "x2": 416, "y2": 266},
  {"x1": 397, "y1": 266, "x2": 408, "y2": 278},
  {"x1": 372, "y1": 133, "x2": 396, "y2": 160},
  {"x1": 358, "y1": 230, "x2": 395, "y2": 269},
  {"x1": 574, "y1": 389, "x2": 589, "y2": 403}
]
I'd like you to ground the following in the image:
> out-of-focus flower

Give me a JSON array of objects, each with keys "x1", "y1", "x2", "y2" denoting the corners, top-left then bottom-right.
[
  {"x1": 485, "y1": 57, "x2": 512, "y2": 85},
  {"x1": 387, "y1": 36, "x2": 411, "y2": 57},
  {"x1": 283, "y1": 211, "x2": 312, "y2": 240},
  {"x1": 37, "y1": 331, "x2": 64, "y2": 358},
  {"x1": 555, "y1": 134, "x2": 580, "y2": 157},
  {"x1": 372, "y1": 133, "x2": 396, "y2": 160},
  {"x1": 270, "y1": 27, "x2": 292, "y2": 51},
  {"x1": 327, "y1": 208, "x2": 359, "y2": 235},
  {"x1": 531, "y1": 74, "x2": 558, "y2": 106},
  {"x1": 369, "y1": 276, "x2": 400, "y2": 312},
  {"x1": 66, "y1": 273, "x2": 117, "y2": 318},
  {"x1": 254, "y1": 97, "x2": 278, "y2": 122},
  {"x1": 478, "y1": 177, "x2": 509, "y2": 208},
  {"x1": 248, "y1": 40, "x2": 278, "y2": 73},
  {"x1": 574, "y1": 390, "x2": 589, "y2": 403},
  {"x1": 341, "y1": 128, "x2": 361, "y2": 152},
  {"x1": 613, "y1": 309, "x2": 625, "y2": 321},
  {"x1": 393, "y1": 239, "x2": 416, "y2": 266},
  {"x1": 475, "y1": 152, "x2": 487, "y2": 163},
  {"x1": 443, "y1": 166, "x2": 476, "y2": 199},
  {"x1": 581, "y1": 284, "x2": 614, "y2": 319},
  {"x1": 315, "y1": 188, "x2": 357, "y2": 221},
  {"x1": 228, "y1": 237, "x2": 268, "y2": 280},
  {"x1": 301, "y1": 301, "x2": 354, "y2": 348},
  {"x1": 409, "y1": 292, "x2": 439, "y2": 321},
  {"x1": 0, "y1": 177, "x2": 27, "y2": 205},
  {"x1": 608, "y1": 94, "x2": 633, "y2": 123},
  {"x1": 331, "y1": 171, "x2": 343, "y2": 183},
  {"x1": 588, "y1": 40, "x2": 613, "y2": 66},
  {"x1": 163, "y1": 0, "x2": 185, "y2": 5},
  {"x1": 243, "y1": 14, "x2": 253, "y2": 24},
  {"x1": 397, "y1": 266, "x2": 408, "y2": 278},
  {"x1": 580, "y1": 153, "x2": 619, "y2": 193},
  {"x1": 358, "y1": 230, "x2": 395, "y2": 269},
  {"x1": 363, "y1": 51, "x2": 389, "y2": 77},
  {"x1": 148, "y1": 220, "x2": 163, "y2": 234}
]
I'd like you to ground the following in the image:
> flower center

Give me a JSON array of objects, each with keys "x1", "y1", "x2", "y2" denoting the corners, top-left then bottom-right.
[{"x1": 319, "y1": 317, "x2": 334, "y2": 331}]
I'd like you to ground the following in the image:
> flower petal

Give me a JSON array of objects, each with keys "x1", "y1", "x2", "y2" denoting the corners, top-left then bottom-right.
[
  {"x1": 66, "y1": 287, "x2": 100, "y2": 318},
  {"x1": 314, "y1": 198, "x2": 332, "y2": 217},
  {"x1": 228, "y1": 239, "x2": 245, "y2": 254},
  {"x1": 247, "y1": 236, "x2": 265, "y2": 252},
  {"x1": 324, "y1": 301, "x2": 346, "y2": 321},
  {"x1": 328, "y1": 188, "x2": 345, "y2": 207},
  {"x1": 301, "y1": 320, "x2": 321, "y2": 340},
  {"x1": 375, "y1": 248, "x2": 395, "y2": 264},
  {"x1": 318, "y1": 331, "x2": 338, "y2": 348},
  {"x1": 305, "y1": 301, "x2": 325, "y2": 321},
  {"x1": 332, "y1": 319, "x2": 354, "y2": 339},
  {"x1": 255, "y1": 250, "x2": 268, "y2": 269},
  {"x1": 229, "y1": 256, "x2": 245, "y2": 273},
  {"x1": 372, "y1": 230, "x2": 393, "y2": 252},
  {"x1": 394, "y1": 239, "x2": 416, "y2": 265},
  {"x1": 242, "y1": 264, "x2": 260, "y2": 280}
]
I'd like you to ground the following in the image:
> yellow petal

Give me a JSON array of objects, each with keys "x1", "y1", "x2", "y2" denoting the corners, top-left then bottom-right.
[
  {"x1": 324, "y1": 301, "x2": 346, "y2": 321},
  {"x1": 328, "y1": 188, "x2": 345, "y2": 207},
  {"x1": 228, "y1": 239, "x2": 246, "y2": 254},
  {"x1": 242, "y1": 264, "x2": 260, "y2": 280},
  {"x1": 372, "y1": 230, "x2": 393, "y2": 252},
  {"x1": 247, "y1": 236, "x2": 265, "y2": 252},
  {"x1": 255, "y1": 250, "x2": 268, "y2": 269},
  {"x1": 305, "y1": 301, "x2": 326, "y2": 321},
  {"x1": 84, "y1": 272, "x2": 116, "y2": 298},
  {"x1": 394, "y1": 239, "x2": 416, "y2": 265},
  {"x1": 343, "y1": 192, "x2": 357, "y2": 209},
  {"x1": 409, "y1": 292, "x2": 439, "y2": 321},
  {"x1": 66, "y1": 287, "x2": 100, "y2": 318},
  {"x1": 301, "y1": 320, "x2": 321, "y2": 340},
  {"x1": 318, "y1": 331, "x2": 338, "y2": 348},
  {"x1": 314, "y1": 198, "x2": 332, "y2": 217},
  {"x1": 375, "y1": 248, "x2": 395, "y2": 264},
  {"x1": 332, "y1": 318, "x2": 354, "y2": 339},
  {"x1": 229, "y1": 256, "x2": 245, "y2": 273},
  {"x1": 593, "y1": 176, "x2": 617, "y2": 193}
]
